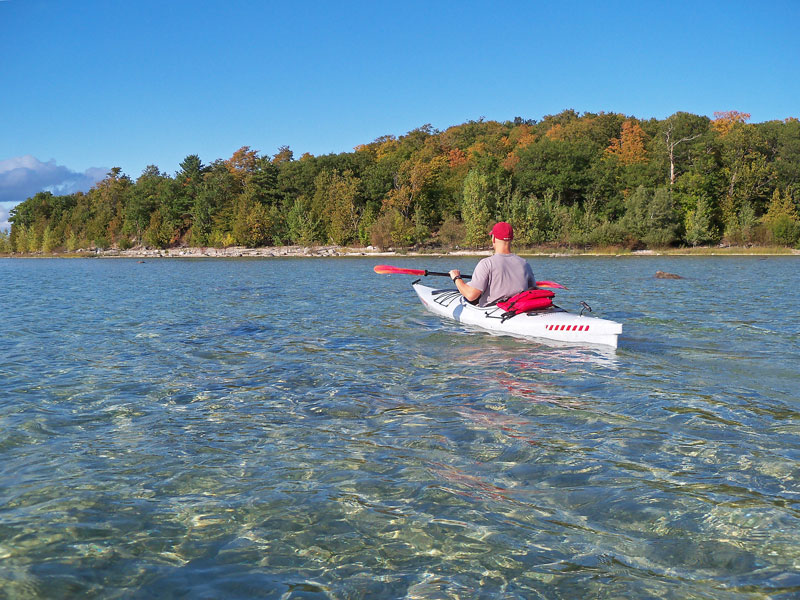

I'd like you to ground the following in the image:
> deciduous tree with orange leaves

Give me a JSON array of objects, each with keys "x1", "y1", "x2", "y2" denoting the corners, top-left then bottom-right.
[
  {"x1": 605, "y1": 120, "x2": 648, "y2": 165},
  {"x1": 711, "y1": 111, "x2": 751, "y2": 137}
]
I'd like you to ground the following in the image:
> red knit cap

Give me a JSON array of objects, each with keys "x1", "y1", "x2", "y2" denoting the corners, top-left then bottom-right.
[{"x1": 490, "y1": 221, "x2": 513, "y2": 241}]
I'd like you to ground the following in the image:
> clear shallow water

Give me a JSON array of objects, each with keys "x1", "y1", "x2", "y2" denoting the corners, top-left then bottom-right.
[{"x1": 1, "y1": 256, "x2": 798, "y2": 599}]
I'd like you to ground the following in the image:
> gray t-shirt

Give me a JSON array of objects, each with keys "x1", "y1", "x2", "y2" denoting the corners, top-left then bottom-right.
[{"x1": 470, "y1": 253, "x2": 536, "y2": 306}]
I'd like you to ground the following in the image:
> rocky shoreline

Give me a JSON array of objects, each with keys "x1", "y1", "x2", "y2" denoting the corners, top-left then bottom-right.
[
  {"x1": 5, "y1": 245, "x2": 798, "y2": 258},
  {"x1": 75, "y1": 245, "x2": 495, "y2": 259}
]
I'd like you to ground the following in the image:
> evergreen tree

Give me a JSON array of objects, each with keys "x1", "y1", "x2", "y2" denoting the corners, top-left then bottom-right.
[
  {"x1": 286, "y1": 196, "x2": 322, "y2": 245},
  {"x1": 461, "y1": 170, "x2": 490, "y2": 247},
  {"x1": 622, "y1": 186, "x2": 679, "y2": 247},
  {"x1": 684, "y1": 196, "x2": 718, "y2": 246},
  {"x1": 642, "y1": 187, "x2": 679, "y2": 247}
]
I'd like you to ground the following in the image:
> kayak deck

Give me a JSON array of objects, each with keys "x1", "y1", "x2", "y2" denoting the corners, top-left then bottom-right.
[{"x1": 412, "y1": 282, "x2": 622, "y2": 348}]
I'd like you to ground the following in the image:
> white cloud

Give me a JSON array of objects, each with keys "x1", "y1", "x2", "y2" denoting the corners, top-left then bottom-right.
[
  {"x1": 0, "y1": 156, "x2": 109, "y2": 228},
  {"x1": 0, "y1": 202, "x2": 11, "y2": 232}
]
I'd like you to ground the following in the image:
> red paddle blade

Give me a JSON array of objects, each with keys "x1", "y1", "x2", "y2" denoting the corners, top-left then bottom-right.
[
  {"x1": 373, "y1": 264, "x2": 427, "y2": 276},
  {"x1": 536, "y1": 280, "x2": 567, "y2": 289}
]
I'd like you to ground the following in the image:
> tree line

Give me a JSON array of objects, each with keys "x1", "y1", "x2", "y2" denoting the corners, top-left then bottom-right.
[{"x1": 3, "y1": 110, "x2": 799, "y2": 254}]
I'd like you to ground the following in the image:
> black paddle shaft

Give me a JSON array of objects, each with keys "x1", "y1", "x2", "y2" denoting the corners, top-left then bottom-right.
[{"x1": 425, "y1": 270, "x2": 472, "y2": 280}]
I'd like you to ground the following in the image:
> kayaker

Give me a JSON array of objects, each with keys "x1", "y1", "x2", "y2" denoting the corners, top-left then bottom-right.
[{"x1": 449, "y1": 221, "x2": 536, "y2": 307}]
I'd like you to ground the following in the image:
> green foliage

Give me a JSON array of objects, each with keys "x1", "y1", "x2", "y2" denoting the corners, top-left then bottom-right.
[
  {"x1": 505, "y1": 190, "x2": 570, "y2": 245},
  {"x1": 583, "y1": 220, "x2": 629, "y2": 248},
  {"x1": 232, "y1": 186, "x2": 273, "y2": 247},
  {"x1": 65, "y1": 229, "x2": 78, "y2": 252},
  {"x1": 8, "y1": 112, "x2": 800, "y2": 251},
  {"x1": 143, "y1": 209, "x2": 173, "y2": 248},
  {"x1": 461, "y1": 170, "x2": 491, "y2": 247},
  {"x1": 390, "y1": 211, "x2": 415, "y2": 247},
  {"x1": 719, "y1": 124, "x2": 775, "y2": 231},
  {"x1": 0, "y1": 229, "x2": 10, "y2": 253},
  {"x1": 41, "y1": 226, "x2": 58, "y2": 253},
  {"x1": 189, "y1": 192, "x2": 214, "y2": 247},
  {"x1": 437, "y1": 215, "x2": 466, "y2": 248},
  {"x1": 26, "y1": 224, "x2": 40, "y2": 252},
  {"x1": 643, "y1": 188, "x2": 680, "y2": 247},
  {"x1": 11, "y1": 225, "x2": 27, "y2": 253},
  {"x1": 411, "y1": 205, "x2": 431, "y2": 245},
  {"x1": 370, "y1": 209, "x2": 413, "y2": 249},
  {"x1": 314, "y1": 169, "x2": 361, "y2": 245},
  {"x1": 513, "y1": 137, "x2": 596, "y2": 204},
  {"x1": 209, "y1": 230, "x2": 235, "y2": 248},
  {"x1": 762, "y1": 188, "x2": 799, "y2": 246},
  {"x1": 767, "y1": 215, "x2": 799, "y2": 246},
  {"x1": 724, "y1": 201, "x2": 761, "y2": 245},
  {"x1": 621, "y1": 186, "x2": 679, "y2": 247},
  {"x1": 286, "y1": 195, "x2": 322, "y2": 245},
  {"x1": 357, "y1": 202, "x2": 380, "y2": 246},
  {"x1": 684, "y1": 196, "x2": 719, "y2": 247},
  {"x1": 369, "y1": 211, "x2": 393, "y2": 250},
  {"x1": 565, "y1": 198, "x2": 605, "y2": 247}
]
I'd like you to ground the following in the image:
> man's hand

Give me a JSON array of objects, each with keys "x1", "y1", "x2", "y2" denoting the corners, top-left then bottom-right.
[{"x1": 448, "y1": 269, "x2": 482, "y2": 302}]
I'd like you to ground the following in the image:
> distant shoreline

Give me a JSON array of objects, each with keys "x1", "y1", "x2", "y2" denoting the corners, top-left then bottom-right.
[{"x1": 2, "y1": 244, "x2": 799, "y2": 259}]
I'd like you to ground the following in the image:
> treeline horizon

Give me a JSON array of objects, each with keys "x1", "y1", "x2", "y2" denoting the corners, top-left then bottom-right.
[{"x1": 2, "y1": 109, "x2": 799, "y2": 254}]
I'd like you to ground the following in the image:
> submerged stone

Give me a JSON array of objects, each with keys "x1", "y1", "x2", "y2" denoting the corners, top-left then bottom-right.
[{"x1": 655, "y1": 270, "x2": 683, "y2": 279}]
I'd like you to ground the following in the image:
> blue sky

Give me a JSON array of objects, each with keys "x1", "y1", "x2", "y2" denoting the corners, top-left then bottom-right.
[{"x1": 1, "y1": 0, "x2": 798, "y2": 229}]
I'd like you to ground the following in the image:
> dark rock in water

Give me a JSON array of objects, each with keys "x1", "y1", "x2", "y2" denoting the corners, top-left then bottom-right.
[{"x1": 655, "y1": 270, "x2": 682, "y2": 279}]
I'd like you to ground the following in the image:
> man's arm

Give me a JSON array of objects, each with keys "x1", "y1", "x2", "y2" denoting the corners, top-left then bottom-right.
[
  {"x1": 525, "y1": 262, "x2": 536, "y2": 289},
  {"x1": 449, "y1": 269, "x2": 482, "y2": 303}
]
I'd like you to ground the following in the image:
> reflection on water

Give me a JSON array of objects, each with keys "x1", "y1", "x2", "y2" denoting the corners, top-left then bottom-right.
[{"x1": 0, "y1": 256, "x2": 798, "y2": 598}]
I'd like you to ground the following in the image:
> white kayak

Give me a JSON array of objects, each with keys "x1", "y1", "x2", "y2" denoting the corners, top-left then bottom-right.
[{"x1": 412, "y1": 282, "x2": 622, "y2": 348}]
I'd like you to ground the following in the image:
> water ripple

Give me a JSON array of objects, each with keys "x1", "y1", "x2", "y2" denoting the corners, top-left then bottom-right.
[{"x1": 0, "y1": 256, "x2": 798, "y2": 598}]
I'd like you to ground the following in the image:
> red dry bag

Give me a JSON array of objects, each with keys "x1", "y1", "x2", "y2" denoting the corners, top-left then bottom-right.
[{"x1": 496, "y1": 288, "x2": 555, "y2": 317}]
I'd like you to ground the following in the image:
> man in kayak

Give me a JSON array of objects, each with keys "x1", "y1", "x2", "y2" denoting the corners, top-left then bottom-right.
[{"x1": 448, "y1": 221, "x2": 536, "y2": 307}]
